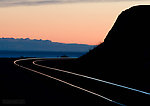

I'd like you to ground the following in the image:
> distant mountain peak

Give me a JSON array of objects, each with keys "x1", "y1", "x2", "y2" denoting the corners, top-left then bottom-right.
[
  {"x1": 0, "y1": 37, "x2": 95, "y2": 52},
  {"x1": 0, "y1": 37, "x2": 52, "y2": 42}
]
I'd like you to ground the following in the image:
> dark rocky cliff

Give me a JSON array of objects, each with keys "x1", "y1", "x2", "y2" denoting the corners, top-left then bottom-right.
[
  {"x1": 78, "y1": 5, "x2": 150, "y2": 91},
  {"x1": 80, "y1": 5, "x2": 150, "y2": 63}
]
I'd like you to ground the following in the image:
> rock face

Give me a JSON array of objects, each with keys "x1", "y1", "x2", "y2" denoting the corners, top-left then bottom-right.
[
  {"x1": 78, "y1": 5, "x2": 150, "y2": 89},
  {"x1": 80, "y1": 5, "x2": 150, "y2": 62}
]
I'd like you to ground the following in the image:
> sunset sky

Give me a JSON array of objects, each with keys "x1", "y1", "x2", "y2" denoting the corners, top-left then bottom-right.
[{"x1": 0, "y1": 0, "x2": 150, "y2": 45}]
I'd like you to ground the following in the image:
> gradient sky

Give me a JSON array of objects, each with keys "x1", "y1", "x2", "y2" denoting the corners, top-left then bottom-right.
[{"x1": 0, "y1": 1, "x2": 150, "y2": 45}]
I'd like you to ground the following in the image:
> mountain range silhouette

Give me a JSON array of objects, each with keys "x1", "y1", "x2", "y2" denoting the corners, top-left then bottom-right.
[
  {"x1": 77, "y1": 5, "x2": 150, "y2": 92},
  {"x1": 0, "y1": 38, "x2": 94, "y2": 52}
]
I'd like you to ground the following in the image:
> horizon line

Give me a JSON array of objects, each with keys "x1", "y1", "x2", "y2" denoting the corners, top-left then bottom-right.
[{"x1": 0, "y1": 37, "x2": 97, "y2": 46}]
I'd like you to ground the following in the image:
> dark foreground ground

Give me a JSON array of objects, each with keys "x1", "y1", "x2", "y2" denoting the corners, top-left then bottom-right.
[
  {"x1": 0, "y1": 58, "x2": 150, "y2": 105},
  {"x1": 36, "y1": 58, "x2": 150, "y2": 105},
  {"x1": 0, "y1": 58, "x2": 115, "y2": 105}
]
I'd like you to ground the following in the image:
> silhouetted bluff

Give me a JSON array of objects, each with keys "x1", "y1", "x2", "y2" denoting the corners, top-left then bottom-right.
[{"x1": 78, "y1": 5, "x2": 150, "y2": 90}]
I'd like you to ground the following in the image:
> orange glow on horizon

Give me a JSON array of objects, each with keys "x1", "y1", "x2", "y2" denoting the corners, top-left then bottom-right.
[{"x1": 0, "y1": 1, "x2": 150, "y2": 45}]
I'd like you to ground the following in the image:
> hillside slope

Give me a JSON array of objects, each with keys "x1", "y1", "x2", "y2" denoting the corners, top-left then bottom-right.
[{"x1": 78, "y1": 5, "x2": 150, "y2": 91}]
